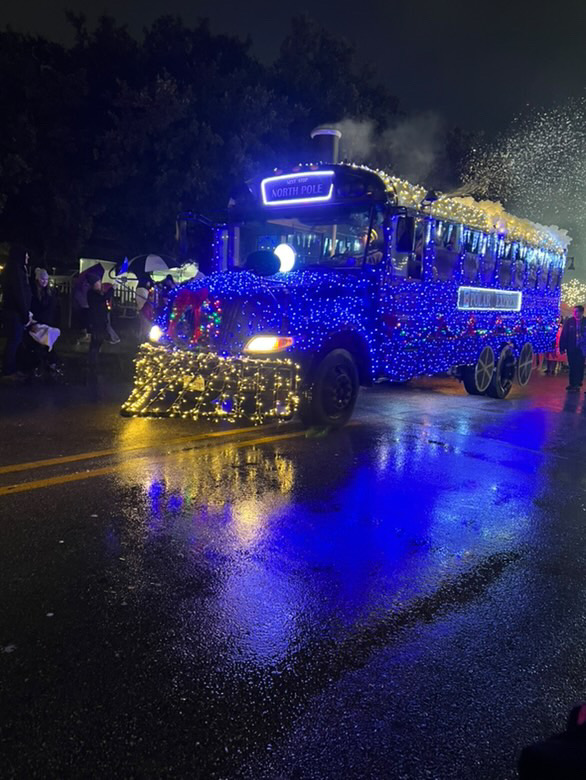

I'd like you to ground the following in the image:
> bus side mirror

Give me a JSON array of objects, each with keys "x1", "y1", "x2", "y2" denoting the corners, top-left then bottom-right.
[{"x1": 245, "y1": 250, "x2": 280, "y2": 277}]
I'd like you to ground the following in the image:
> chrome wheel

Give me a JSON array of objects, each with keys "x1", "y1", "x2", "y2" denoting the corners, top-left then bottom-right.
[
  {"x1": 486, "y1": 345, "x2": 515, "y2": 399},
  {"x1": 474, "y1": 345, "x2": 495, "y2": 393},
  {"x1": 517, "y1": 342, "x2": 534, "y2": 387},
  {"x1": 463, "y1": 345, "x2": 495, "y2": 395}
]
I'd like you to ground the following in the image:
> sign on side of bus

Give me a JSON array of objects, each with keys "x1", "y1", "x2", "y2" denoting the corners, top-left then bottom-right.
[
  {"x1": 261, "y1": 170, "x2": 335, "y2": 207},
  {"x1": 457, "y1": 286, "x2": 522, "y2": 312}
]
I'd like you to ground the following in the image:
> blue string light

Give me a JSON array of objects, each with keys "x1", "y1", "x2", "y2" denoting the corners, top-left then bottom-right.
[{"x1": 124, "y1": 164, "x2": 567, "y2": 420}]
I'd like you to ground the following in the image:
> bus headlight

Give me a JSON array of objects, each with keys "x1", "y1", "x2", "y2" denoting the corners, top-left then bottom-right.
[
  {"x1": 149, "y1": 325, "x2": 164, "y2": 343},
  {"x1": 244, "y1": 335, "x2": 294, "y2": 353}
]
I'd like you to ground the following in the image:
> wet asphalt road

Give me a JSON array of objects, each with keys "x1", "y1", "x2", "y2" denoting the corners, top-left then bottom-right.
[{"x1": 1, "y1": 372, "x2": 586, "y2": 779}]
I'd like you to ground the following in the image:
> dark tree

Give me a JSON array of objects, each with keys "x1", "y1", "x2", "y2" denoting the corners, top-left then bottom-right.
[
  {"x1": 271, "y1": 16, "x2": 400, "y2": 164},
  {"x1": 0, "y1": 30, "x2": 92, "y2": 263},
  {"x1": 0, "y1": 14, "x2": 405, "y2": 266}
]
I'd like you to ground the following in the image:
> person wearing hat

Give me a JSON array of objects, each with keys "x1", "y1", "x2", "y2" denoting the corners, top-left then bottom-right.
[
  {"x1": 21, "y1": 267, "x2": 62, "y2": 377},
  {"x1": 136, "y1": 274, "x2": 155, "y2": 341},
  {"x1": 31, "y1": 268, "x2": 58, "y2": 327},
  {"x1": 1, "y1": 244, "x2": 31, "y2": 380}
]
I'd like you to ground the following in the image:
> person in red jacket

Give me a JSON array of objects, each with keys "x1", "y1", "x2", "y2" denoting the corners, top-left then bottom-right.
[{"x1": 560, "y1": 305, "x2": 586, "y2": 391}]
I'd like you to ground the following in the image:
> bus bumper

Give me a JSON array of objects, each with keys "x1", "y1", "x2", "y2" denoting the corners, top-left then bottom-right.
[{"x1": 121, "y1": 343, "x2": 301, "y2": 423}]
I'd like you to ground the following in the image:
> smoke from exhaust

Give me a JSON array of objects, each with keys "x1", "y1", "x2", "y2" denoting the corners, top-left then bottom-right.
[{"x1": 333, "y1": 113, "x2": 449, "y2": 187}]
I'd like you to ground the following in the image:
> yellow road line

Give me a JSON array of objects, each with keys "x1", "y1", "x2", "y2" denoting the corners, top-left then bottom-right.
[
  {"x1": 0, "y1": 430, "x2": 306, "y2": 497},
  {"x1": 0, "y1": 423, "x2": 276, "y2": 476}
]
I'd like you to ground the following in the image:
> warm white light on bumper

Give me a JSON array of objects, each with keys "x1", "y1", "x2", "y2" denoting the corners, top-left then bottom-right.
[
  {"x1": 149, "y1": 325, "x2": 163, "y2": 342},
  {"x1": 244, "y1": 335, "x2": 294, "y2": 353}
]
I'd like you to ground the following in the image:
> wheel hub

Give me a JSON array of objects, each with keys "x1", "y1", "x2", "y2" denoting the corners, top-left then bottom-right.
[
  {"x1": 474, "y1": 346, "x2": 495, "y2": 393},
  {"x1": 517, "y1": 343, "x2": 534, "y2": 386},
  {"x1": 324, "y1": 367, "x2": 353, "y2": 412}
]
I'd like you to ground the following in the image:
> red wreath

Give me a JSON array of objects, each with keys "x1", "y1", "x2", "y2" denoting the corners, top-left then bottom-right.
[{"x1": 168, "y1": 287, "x2": 210, "y2": 342}]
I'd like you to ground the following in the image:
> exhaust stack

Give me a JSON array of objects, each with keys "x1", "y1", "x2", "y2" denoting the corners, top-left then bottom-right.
[{"x1": 310, "y1": 126, "x2": 342, "y2": 164}]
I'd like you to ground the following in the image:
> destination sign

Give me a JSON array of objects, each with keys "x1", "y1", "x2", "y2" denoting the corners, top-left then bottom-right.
[
  {"x1": 261, "y1": 170, "x2": 335, "y2": 207},
  {"x1": 457, "y1": 286, "x2": 522, "y2": 312}
]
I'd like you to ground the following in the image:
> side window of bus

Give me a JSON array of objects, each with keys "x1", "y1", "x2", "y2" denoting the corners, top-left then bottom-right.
[
  {"x1": 392, "y1": 215, "x2": 413, "y2": 277},
  {"x1": 396, "y1": 215, "x2": 414, "y2": 251},
  {"x1": 526, "y1": 248, "x2": 538, "y2": 289},
  {"x1": 462, "y1": 228, "x2": 480, "y2": 282},
  {"x1": 364, "y1": 209, "x2": 385, "y2": 265},
  {"x1": 481, "y1": 234, "x2": 496, "y2": 284},
  {"x1": 408, "y1": 220, "x2": 424, "y2": 280},
  {"x1": 547, "y1": 254, "x2": 562, "y2": 290},
  {"x1": 537, "y1": 251, "x2": 548, "y2": 290},
  {"x1": 511, "y1": 243, "x2": 524, "y2": 289},
  {"x1": 497, "y1": 238, "x2": 511, "y2": 287},
  {"x1": 434, "y1": 221, "x2": 460, "y2": 281},
  {"x1": 393, "y1": 215, "x2": 420, "y2": 279}
]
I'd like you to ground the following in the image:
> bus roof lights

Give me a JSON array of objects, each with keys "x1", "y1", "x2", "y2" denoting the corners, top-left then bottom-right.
[{"x1": 340, "y1": 162, "x2": 570, "y2": 254}]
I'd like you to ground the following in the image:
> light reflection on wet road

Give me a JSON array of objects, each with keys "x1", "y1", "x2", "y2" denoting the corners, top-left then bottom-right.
[{"x1": 1, "y1": 373, "x2": 586, "y2": 778}]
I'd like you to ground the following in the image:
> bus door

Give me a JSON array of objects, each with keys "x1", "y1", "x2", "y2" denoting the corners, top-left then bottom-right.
[{"x1": 378, "y1": 213, "x2": 426, "y2": 380}]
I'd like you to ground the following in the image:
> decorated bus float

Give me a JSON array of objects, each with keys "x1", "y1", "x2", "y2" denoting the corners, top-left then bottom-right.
[{"x1": 122, "y1": 161, "x2": 570, "y2": 427}]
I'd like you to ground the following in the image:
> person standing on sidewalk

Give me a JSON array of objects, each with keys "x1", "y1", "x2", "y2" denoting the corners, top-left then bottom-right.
[
  {"x1": 0, "y1": 244, "x2": 31, "y2": 380},
  {"x1": 135, "y1": 275, "x2": 155, "y2": 341},
  {"x1": 560, "y1": 305, "x2": 586, "y2": 391},
  {"x1": 87, "y1": 275, "x2": 109, "y2": 374}
]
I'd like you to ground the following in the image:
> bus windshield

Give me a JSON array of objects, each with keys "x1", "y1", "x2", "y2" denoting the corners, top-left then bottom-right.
[{"x1": 229, "y1": 206, "x2": 383, "y2": 270}]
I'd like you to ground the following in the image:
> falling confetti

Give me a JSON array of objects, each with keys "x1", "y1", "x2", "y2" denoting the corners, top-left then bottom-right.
[{"x1": 463, "y1": 100, "x2": 586, "y2": 271}]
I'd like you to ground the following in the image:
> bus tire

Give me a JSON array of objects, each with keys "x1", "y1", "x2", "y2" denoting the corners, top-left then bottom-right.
[
  {"x1": 299, "y1": 349, "x2": 359, "y2": 428},
  {"x1": 462, "y1": 345, "x2": 495, "y2": 395},
  {"x1": 486, "y1": 345, "x2": 515, "y2": 399},
  {"x1": 517, "y1": 342, "x2": 534, "y2": 386}
]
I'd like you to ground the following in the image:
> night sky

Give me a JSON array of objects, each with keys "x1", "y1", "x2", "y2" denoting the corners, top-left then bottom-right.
[{"x1": 2, "y1": 0, "x2": 585, "y2": 135}]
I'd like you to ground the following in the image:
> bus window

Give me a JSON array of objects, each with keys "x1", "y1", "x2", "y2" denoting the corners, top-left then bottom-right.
[
  {"x1": 526, "y1": 247, "x2": 538, "y2": 289},
  {"x1": 363, "y1": 209, "x2": 385, "y2": 266},
  {"x1": 463, "y1": 228, "x2": 480, "y2": 254},
  {"x1": 462, "y1": 228, "x2": 480, "y2": 282},
  {"x1": 537, "y1": 250, "x2": 548, "y2": 290},
  {"x1": 547, "y1": 263, "x2": 556, "y2": 290},
  {"x1": 393, "y1": 215, "x2": 424, "y2": 280},
  {"x1": 511, "y1": 243, "x2": 524, "y2": 289},
  {"x1": 434, "y1": 221, "x2": 460, "y2": 281},
  {"x1": 396, "y1": 216, "x2": 415, "y2": 253},
  {"x1": 548, "y1": 254, "x2": 562, "y2": 290},
  {"x1": 408, "y1": 220, "x2": 424, "y2": 280},
  {"x1": 392, "y1": 215, "x2": 413, "y2": 277},
  {"x1": 481, "y1": 235, "x2": 496, "y2": 284},
  {"x1": 497, "y1": 237, "x2": 512, "y2": 287}
]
